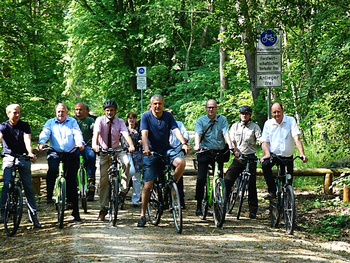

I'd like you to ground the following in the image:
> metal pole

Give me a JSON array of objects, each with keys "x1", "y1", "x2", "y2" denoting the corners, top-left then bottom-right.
[
  {"x1": 267, "y1": 87, "x2": 271, "y2": 119},
  {"x1": 141, "y1": 89, "x2": 143, "y2": 114}
]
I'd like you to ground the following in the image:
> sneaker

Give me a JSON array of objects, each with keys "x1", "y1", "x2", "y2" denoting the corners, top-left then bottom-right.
[
  {"x1": 137, "y1": 216, "x2": 146, "y2": 227},
  {"x1": 97, "y1": 209, "x2": 108, "y2": 221},
  {"x1": 195, "y1": 208, "x2": 202, "y2": 216},
  {"x1": 263, "y1": 192, "x2": 277, "y2": 200}
]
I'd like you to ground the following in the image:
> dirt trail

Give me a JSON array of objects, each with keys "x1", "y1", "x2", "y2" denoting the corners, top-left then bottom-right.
[{"x1": 0, "y1": 157, "x2": 349, "y2": 262}]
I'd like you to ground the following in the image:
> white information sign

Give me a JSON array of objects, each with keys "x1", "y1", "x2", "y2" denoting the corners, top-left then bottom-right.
[
  {"x1": 256, "y1": 73, "x2": 282, "y2": 88},
  {"x1": 256, "y1": 54, "x2": 282, "y2": 73},
  {"x1": 137, "y1": 67, "x2": 147, "y2": 90}
]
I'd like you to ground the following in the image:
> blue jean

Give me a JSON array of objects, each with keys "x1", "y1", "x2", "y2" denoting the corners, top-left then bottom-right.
[
  {"x1": 1, "y1": 156, "x2": 37, "y2": 216},
  {"x1": 79, "y1": 146, "x2": 96, "y2": 182}
]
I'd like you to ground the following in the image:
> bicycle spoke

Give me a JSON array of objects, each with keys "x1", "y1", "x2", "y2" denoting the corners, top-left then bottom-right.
[
  {"x1": 213, "y1": 178, "x2": 226, "y2": 228},
  {"x1": 170, "y1": 182, "x2": 182, "y2": 233},
  {"x1": 4, "y1": 186, "x2": 23, "y2": 236}
]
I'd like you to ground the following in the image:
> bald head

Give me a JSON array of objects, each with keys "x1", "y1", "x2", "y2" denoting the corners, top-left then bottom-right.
[{"x1": 74, "y1": 102, "x2": 86, "y2": 119}]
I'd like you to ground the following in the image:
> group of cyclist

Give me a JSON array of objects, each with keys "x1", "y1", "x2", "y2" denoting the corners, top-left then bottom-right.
[{"x1": 0, "y1": 94, "x2": 308, "y2": 231}]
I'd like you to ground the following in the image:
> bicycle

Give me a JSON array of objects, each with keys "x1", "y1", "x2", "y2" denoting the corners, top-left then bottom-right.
[
  {"x1": 226, "y1": 154, "x2": 259, "y2": 219},
  {"x1": 146, "y1": 149, "x2": 183, "y2": 234},
  {"x1": 99, "y1": 148, "x2": 124, "y2": 226},
  {"x1": 267, "y1": 154, "x2": 304, "y2": 234},
  {"x1": 0, "y1": 152, "x2": 34, "y2": 236},
  {"x1": 194, "y1": 147, "x2": 229, "y2": 228},
  {"x1": 77, "y1": 154, "x2": 88, "y2": 213}
]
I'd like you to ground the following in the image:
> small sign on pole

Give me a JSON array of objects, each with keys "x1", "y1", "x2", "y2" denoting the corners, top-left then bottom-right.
[{"x1": 137, "y1": 67, "x2": 147, "y2": 114}]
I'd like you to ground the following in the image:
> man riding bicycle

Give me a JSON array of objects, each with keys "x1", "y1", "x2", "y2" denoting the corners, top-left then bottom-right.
[
  {"x1": 92, "y1": 100, "x2": 135, "y2": 221},
  {"x1": 137, "y1": 94, "x2": 189, "y2": 227},
  {"x1": 224, "y1": 106, "x2": 261, "y2": 219},
  {"x1": 260, "y1": 102, "x2": 308, "y2": 200},
  {"x1": 0, "y1": 104, "x2": 41, "y2": 228},
  {"x1": 193, "y1": 99, "x2": 237, "y2": 217}
]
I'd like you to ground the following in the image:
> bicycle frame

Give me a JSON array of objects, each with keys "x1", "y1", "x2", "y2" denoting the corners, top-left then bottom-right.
[{"x1": 77, "y1": 155, "x2": 88, "y2": 193}]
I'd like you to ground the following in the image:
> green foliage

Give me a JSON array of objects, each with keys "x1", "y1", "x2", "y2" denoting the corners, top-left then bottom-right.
[{"x1": 308, "y1": 214, "x2": 350, "y2": 240}]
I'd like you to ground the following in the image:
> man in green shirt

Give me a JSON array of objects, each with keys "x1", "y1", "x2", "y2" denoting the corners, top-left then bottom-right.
[{"x1": 74, "y1": 102, "x2": 96, "y2": 201}]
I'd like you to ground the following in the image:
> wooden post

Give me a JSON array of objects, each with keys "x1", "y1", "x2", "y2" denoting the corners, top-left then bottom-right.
[
  {"x1": 344, "y1": 184, "x2": 350, "y2": 204},
  {"x1": 324, "y1": 173, "x2": 333, "y2": 195}
]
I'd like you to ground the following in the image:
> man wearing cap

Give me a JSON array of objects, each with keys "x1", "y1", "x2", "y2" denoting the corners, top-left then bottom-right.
[{"x1": 225, "y1": 106, "x2": 261, "y2": 219}]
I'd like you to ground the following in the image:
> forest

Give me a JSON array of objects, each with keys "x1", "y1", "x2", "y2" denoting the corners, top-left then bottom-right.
[{"x1": 1, "y1": 0, "x2": 349, "y2": 168}]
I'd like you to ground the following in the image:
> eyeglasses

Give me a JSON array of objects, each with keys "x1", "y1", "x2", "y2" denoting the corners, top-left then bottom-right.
[
  {"x1": 206, "y1": 107, "x2": 217, "y2": 110},
  {"x1": 240, "y1": 112, "x2": 251, "y2": 115}
]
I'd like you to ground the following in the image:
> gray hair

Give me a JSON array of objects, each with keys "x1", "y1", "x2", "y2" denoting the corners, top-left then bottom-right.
[
  {"x1": 150, "y1": 94, "x2": 164, "y2": 103},
  {"x1": 55, "y1": 103, "x2": 68, "y2": 112},
  {"x1": 6, "y1": 104, "x2": 20, "y2": 114}
]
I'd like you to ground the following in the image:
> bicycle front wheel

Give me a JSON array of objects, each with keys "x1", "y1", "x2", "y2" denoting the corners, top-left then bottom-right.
[
  {"x1": 284, "y1": 185, "x2": 296, "y2": 234},
  {"x1": 237, "y1": 178, "x2": 247, "y2": 220},
  {"x1": 57, "y1": 178, "x2": 66, "y2": 229},
  {"x1": 4, "y1": 186, "x2": 23, "y2": 236},
  {"x1": 109, "y1": 177, "x2": 119, "y2": 226},
  {"x1": 213, "y1": 177, "x2": 226, "y2": 228},
  {"x1": 78, "y1": 168, "x2": 88, "y2": 214},
  {"x1": 169, "y1": 182, "x2": 182, "y2": 233},
  {"x1": 147, "y1": 181, "x2": 163, "y2": 226}
]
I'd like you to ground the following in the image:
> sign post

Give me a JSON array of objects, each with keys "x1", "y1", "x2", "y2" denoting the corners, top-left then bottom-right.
[
  {"x1": 137, "y1": 67, "x2": 147, "y2": 114},
  {"x1": 256, "y1": 29, "x2": 282, "y2": 118}
]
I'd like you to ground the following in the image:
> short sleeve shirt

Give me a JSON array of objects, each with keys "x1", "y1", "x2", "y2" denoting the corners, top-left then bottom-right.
[
  {"x1": 140, "y1": 110, "x2": 178, "y2": 154},
  {"x1": 74, "y1": 116, "x2": 95, "y2": 143},
  {"x1": 0, "y1": 120, "x2": 31, "y2": 154},
  {"x1": 93, "y1": 116, "x2": 128, "y2": 149},
  {"x1": 229, "y1": 120, "x2": 261, "y2": 155},
  {"x1": 261, "y1": 114, "x2": 300, "y2": 157},
  {"x1": 195, "y1": 114, "x2": 229, "y2": 150}
]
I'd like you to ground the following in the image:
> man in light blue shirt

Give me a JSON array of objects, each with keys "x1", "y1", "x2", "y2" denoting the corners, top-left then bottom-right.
[
  {"x1": 38, "y1": 103, "x2": 84, "y2": 221},
  {"x1": 166, "y1": 109, "x2": 189, "y2": 209}
]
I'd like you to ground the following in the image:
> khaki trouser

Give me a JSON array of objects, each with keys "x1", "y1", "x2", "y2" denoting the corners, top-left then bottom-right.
[{"x1": 99, "y1": 147, "x2": 131, "y2": 209}]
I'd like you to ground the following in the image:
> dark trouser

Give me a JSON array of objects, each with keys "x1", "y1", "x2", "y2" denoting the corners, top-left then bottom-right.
[
  {"x1": 46, "y1": 150, "x2": 80, "y2": 216},
  {"x1": 262, "y1": 155, "x2": 294, "y2": 194},
  {"x1": 1, "y1": 156, "x2": 37, "y2": 217},
  {"x1": 177, "y1": 176, "x2": 185, "y2": 206},
  {"x1": 224, "y1": 157, "x2": 258, "y2": 214},
  {"x1": 195, "y1": 151, "x2": 224, "y2": 208}
]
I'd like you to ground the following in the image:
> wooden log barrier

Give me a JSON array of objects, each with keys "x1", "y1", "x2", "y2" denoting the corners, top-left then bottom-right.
[{"x1": 344, "y1": 184, "x2": 350, "y2": 204}]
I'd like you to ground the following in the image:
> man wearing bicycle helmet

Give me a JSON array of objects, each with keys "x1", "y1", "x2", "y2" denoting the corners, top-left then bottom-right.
[
  {"x1": 0, "y1": 104, "x2": 41, "y2": 228},
  {"x1": 260, "y1": 102, "x2": 308, "y2": 200},
  {"x1": 92, "y1": 99, "x2": 135, "y2": 221},
  {"x1": 225, "y1": 106, "x2": 261, "y2": 219}
]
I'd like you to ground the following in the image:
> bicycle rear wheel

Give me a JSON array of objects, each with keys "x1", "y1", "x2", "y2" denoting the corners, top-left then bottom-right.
[
  {"x1": 4, "y1": 186, "x2": 23, "y2": 236},
  {"x1": 57, "y1": 178, "x2": 66, "y2": 229},
  {"x1": 109, "y1": 177, "x2": 119, "y2": 226},
  {"x1": 284, "y1": 185, "x2": 296, "y2": 234},
  {"x1": 227, "y1": 178, "x2": 239, "y2": 214},
  {"x1": 78, "y1": 168, "x2": 88, "y2": 214},
  {"x1": 169, "y1": 182, "x2": 182, "y2": 233},
  {"x1": 213, "y1": 177, "x2": 226, "y2": 227},
  {"x1": 147, "y1": 181, "x2": 163, "y2": 225},
  {"x1": 236, "y1": 178, "x2": 247, "y2": 220}
]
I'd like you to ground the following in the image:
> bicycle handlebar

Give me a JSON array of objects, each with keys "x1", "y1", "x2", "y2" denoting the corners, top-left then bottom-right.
[
  {"x1": 99, "y1": 148, "x2": 125, "y2": 155},
  {"x1": 196, "y1": 147, "x2": 231, "y2": 156},
  {"x1": 0, "y1": 152, "x2": 33, "y2": 161},
  {"x1": 264, "y1": 154, "x2": 305, "y2": 165}
]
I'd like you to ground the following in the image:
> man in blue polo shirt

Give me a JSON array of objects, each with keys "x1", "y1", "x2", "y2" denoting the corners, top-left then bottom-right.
[
  {"x1": 137, "y1": 94, "x2": 190, "y2": 227},
  {"x1": 0, "y1": 104, "x2": 41, "y2": 228}
]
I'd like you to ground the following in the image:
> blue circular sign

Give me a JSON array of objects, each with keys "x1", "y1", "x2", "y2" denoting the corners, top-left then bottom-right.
[
  {"x1": 138, "y1": 68, "x2": 145, "y2": 74},
  {"x1": 260, "y1": 30, "x2": 277, "y2": 47}
]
